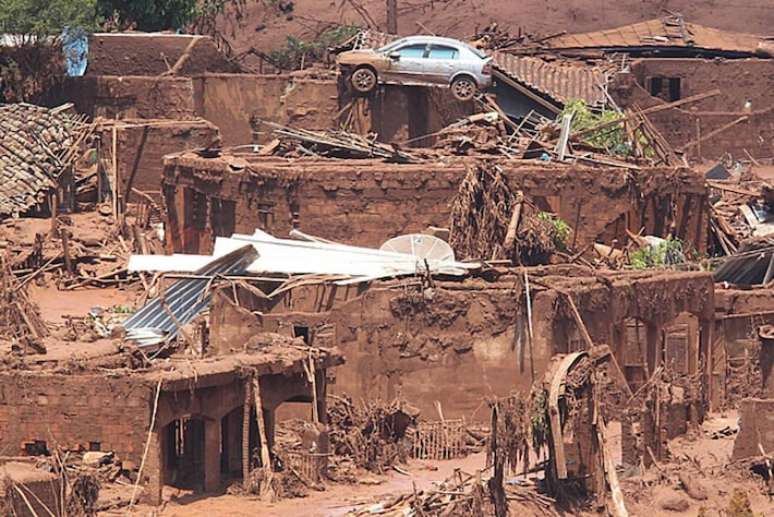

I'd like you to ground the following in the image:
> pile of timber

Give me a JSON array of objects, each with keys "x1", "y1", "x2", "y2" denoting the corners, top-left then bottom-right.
[
  {"x1": 0, "y1": 103, "x2": 95, "y2": 218},
  {"x1": 256, "y1": 120, "x2": 417, "y2": 163},
  {"x1": 708, "y1": 178, "x2": 774, "y2": 256},
  {"x1": 0, "y1": 254, "x2": 48, "y2": 353}
]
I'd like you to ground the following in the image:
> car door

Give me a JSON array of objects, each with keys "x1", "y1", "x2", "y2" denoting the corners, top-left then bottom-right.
[
  {"x1": 382, "y1": 43, "x2": 428, "y2": 85},
  {"x1": 425, "y1": 44, "x2": 460, "y2": 84}
]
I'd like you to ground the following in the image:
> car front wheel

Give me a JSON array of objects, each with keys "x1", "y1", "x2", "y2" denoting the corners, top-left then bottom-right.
[
  {"x1": 451, "y1": 76, "x2": 476, "y2": 101},
  {"x1": 351, "y1": 67, "x2": 377, "y2": 94}
]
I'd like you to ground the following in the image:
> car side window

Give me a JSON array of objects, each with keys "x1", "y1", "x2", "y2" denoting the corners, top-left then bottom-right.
[
  {"x1": 397, "y1": 44, "x2": 427, "y2": 58},
  {"x1": 428, "y1": 45, "x2": 459, "y2": 60}
]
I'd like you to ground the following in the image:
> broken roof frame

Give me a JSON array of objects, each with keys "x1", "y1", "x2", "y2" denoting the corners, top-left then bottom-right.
[{"x1": 123, "y1": 244, "x2": 258, "y2": 349}]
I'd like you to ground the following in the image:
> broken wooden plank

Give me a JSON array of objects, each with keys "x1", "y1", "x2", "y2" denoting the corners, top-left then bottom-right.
[{"x1": 548, "y1": 351, "x2": 588, "y2": 479}]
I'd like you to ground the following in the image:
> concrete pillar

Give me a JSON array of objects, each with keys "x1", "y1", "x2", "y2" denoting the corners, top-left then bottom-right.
[
  {"x1": 141, "y1": 430, "x2": 164, "y2": 505},
  {"x1": 203, "y1": 418, "x2": 221, "y2": 492}
]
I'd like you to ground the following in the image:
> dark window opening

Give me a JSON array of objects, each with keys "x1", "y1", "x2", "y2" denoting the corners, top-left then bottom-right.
[
  {"x1": 648, "y1": 76, "x2": 681, "y2": 102},
  {"x1": 191, "y1": 191, "x2": 208, "y2": 231},
  {"x1": 89, "y1": 441, "x2": 101, "y2": 452},
  {"x1": 23, "y1": 440, "x2": 49, "y2": 456},
  {"x1": 668, "y1": 78, "x2": 681, "y2": 102},
  {"x1": 648, "y1": 76, "x2": 663, "y2": 97},
  {"x1": 211, "y1": 198, "x2": 236, "y2": 238},
  {"x1": 293, "y1": 325, "x2": 310, "y2": 344}
]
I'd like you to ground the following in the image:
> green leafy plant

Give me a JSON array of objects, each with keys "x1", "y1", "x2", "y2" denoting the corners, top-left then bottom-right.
[
  {"x1": 529, "y1": 388, "x2": 548, "y2": 451},
  {"x1": 269, "y1": 25, "x2": 360, "y2": 70},
  {"x1": 630, "y1": 238, "x2": 685, "y2": 269},
  {"x1": 725, "y1": 488, "x2": 762, "y2": 517},
  {"x1": 560, "y1": 99, "x2": 654, "y2": 158},
  {"x1": 537, "y1": 212, "x2": 571, "y2": 251},
  {"x1": 0, "y1": 0, "x2": 98, "y2": 38}
]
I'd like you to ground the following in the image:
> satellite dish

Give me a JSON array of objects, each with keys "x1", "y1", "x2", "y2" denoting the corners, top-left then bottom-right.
[{"x1": 379, "y1": 234, "x2": 456, "y2": 262}]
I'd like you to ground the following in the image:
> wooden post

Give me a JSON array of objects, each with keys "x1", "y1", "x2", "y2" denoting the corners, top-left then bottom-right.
[
  {"x1": 112, "y1": 125, "x2": 118, "y2": 218},
  {"x1": 252, "y1": 375, "x2": 273, "y2": 499},
  {"x1": 242, "y1": 379, "x2": 251, "y2": 487},
  {"x1": 386, "y1": 0, "x2": 398, "y2": 34},
  {"x1": 61, "y1": 229, "x2": 73, "y2": 275}
]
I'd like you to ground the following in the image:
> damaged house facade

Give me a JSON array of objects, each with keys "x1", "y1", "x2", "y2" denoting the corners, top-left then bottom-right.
[{"x1": 2, "y1": 8, "x2": 774, "y2": 515}]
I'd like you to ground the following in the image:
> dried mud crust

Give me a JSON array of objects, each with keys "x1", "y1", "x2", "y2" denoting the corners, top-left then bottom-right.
[{"x1": 218, "y1": 0, "x2": 774, "y2": 55}]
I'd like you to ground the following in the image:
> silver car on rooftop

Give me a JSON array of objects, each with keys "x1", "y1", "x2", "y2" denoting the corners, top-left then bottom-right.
[{"x1": 337, "y1": 35, "x2": 493, "y2": 101}]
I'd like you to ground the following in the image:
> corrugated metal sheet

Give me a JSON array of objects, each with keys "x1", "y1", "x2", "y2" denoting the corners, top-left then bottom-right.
[
  {"x1": 492, "y1": 52, "x2": 608, "y2": 106},
  {"x1": 543, "y1": 17, "x2": 764, "y2": 54},
  {"x1": 123, "y1": 244, "x2": 258, "y2": 348}
]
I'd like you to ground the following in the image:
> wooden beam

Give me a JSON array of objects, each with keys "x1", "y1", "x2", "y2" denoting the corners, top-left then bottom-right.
[
  {"x1": 680, "y1": 116, "x2": 748, "y2": 152},
  {"x1": 548, "y1": 351, "x2": 588, "y2": 479},
  {"x1": 573, "y1": 88, "x2": 722, "y2": 139},
  {"x1": 252, "y1": 375, "x2": 274, "y2": 500},
  {"x1": 564, "y1": 293, "x2": 594, "y2": 350}
]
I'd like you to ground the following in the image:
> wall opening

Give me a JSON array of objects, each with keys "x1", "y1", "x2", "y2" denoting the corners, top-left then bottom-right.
[
  {"x1": 648, "y1": 76, "x2": 681, "y2": 102},
  {"x1": 293, "y1": 325, "x2": 310, "y2": 344},
  {"x1": 620, "y1": 318, "x2": 649, "y2": 392},
  {"x1": 163, "y1": 417, "x2": 206, "y2": 490}
]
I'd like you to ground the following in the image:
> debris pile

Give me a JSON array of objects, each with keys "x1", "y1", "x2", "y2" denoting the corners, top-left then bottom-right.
[
  {"x1": 0, "y1": 254, "x2": 48, "y2": 354},
  {"x1": 327, "y1": 395, "x2": 418, "y2": 476},
  {"x1": 252, "y1": 119, "x2": 417, "y2": 163},
  {"x1": 449, "y1": 164, "x2": 569, "y2": 265},
  {"x1": 0, "y1": 103, "x2": 95, "y2": 218},
  {"x1": 709, "y1": 177, "x2": 774, "y2": 257}
]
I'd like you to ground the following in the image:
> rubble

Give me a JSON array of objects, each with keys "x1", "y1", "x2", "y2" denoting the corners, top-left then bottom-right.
[{"x1": 1, "y1": 7, "x2": 773, "y2": 516}]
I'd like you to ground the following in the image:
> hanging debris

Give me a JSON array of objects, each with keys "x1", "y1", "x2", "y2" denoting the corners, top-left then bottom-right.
[{"x1": 448, "y1": 164, "x2": 570, "y2": 264}]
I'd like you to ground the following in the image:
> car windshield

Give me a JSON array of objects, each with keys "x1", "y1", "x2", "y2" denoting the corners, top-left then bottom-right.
[{"x1": 377, "y1": 40, "x2": 404, "y2": 53}]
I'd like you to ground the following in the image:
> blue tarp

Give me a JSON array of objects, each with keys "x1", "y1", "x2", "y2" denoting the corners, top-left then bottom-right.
[{"x1": 62, "y1": 27, "x2": 88, "y2": 76}]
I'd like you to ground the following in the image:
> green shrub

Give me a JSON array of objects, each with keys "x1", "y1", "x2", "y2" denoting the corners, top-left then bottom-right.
[
  {"x1": 630, "y1": 238, "x2": 685, "y2": 269},
  {"x1": 537, "y1": 212, "x2": 571, "y2": 251}
]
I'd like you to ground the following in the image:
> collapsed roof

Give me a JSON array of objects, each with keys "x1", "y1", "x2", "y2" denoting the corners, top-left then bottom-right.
[
  {"x1": 536, "y1": 15, "x2": 770, "y2": 57},
  {"x1": 0, "y1": 103, "x2": 94, "y2": 218}
]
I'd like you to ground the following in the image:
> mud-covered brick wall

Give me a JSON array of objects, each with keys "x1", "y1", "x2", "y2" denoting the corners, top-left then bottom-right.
[
  {"x1": 193, "y1": 74, "x2": 341, "y2": 146},
  {"x1": 0, "y1": 373, "x2": 152, "y2": 464},
  {"x1": 216, "y1": 281, "x2": 538, "y2": 421},
  {"x1": 99, "y1": 119, "x2": 221, "y2": 203},
  {"x1": 162, "y1": 157, "x2": 709, "y2": 256},
  {"x1": 611, "y1": 58, "x2": 774, "y2": 160},
  {"x1": 49, "y1": 76, "x2": 198, "y2": 120},
  {"x1": 732, "y1": 398, "x2": 774, "y2": 460},
  {"x1": 86, "y1": 34, "x2": 240, "y2": 77},
  {"x1": 714, "y1": 288, "x2": 774, "y2": 406}
]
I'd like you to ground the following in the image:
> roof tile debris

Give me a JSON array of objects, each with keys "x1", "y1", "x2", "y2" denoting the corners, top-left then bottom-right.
[
  {"x1": 492, "y1": 52, "x2": 609, "y2": 106},
  {"x1": 540, "y1": 15, "x2": 766, "y2": 54},
  {"x1": 0, "y1": 103, "x2": 93, "y2": 218}
]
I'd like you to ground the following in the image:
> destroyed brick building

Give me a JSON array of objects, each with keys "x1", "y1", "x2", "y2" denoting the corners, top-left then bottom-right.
[
  {"x1": 0, "y1": 334, "x2": 342, "y2": 505},
  {"x1": 161, "y1": 153, "x2": 708, "y2": 255},
  {"x1": 1, "y1": 6, "x2": 774, "y2": 516}
]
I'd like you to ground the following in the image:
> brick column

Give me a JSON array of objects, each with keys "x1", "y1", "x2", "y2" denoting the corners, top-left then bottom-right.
[{"x1": 203, "y1": 417, "x2": 222, "y2": 492}]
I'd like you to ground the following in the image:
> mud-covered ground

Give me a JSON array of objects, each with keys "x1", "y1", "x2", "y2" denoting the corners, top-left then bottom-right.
[
  {"x1": 118, "y1": 412, "x2": 772, "y2": 516},
  {"x1": 218, "y1": 0, "x2": 774, "y2": 54}
]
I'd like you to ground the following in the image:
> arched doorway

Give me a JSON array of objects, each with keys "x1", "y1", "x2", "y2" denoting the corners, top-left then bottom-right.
[{"x1": 162, "y1": 416, "x2": 206, "y2": 491}]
